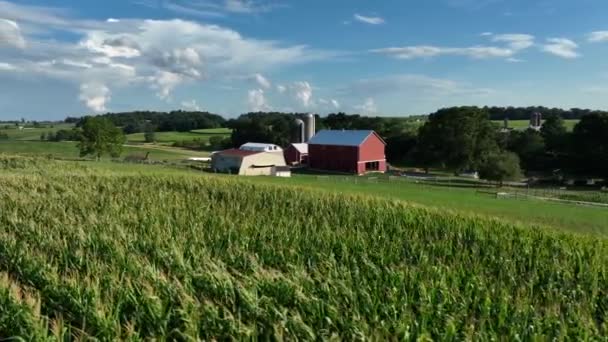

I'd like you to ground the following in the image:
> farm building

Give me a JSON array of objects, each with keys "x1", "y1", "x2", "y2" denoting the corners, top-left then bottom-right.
[
  {"x1": 272, "y1": 166, "x2": 292, "y2": 177},
  {"x1": 211, "y1": 147, "x2": 287, "y2": 176},
  {"x1": 308, "y1": 130, "x2": 387, "y2": 175},
  {"x1": 284, "y1": 143, "x2": 309, "y2": 165},
  {"x1": 240, "y1": 143, "x2": 283, "y2": 153}
]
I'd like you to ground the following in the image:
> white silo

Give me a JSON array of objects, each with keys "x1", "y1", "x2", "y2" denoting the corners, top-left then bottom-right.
[
  {"x1": 305, "y1": 113, "x2": 315, "y2": 142},
  {"x1": 295, "y1": 119, "x2": 305, "y2": 143}
]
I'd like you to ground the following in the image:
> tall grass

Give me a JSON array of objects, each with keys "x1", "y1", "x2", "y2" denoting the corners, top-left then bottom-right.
[{"x1": 0, "y1": 155, "x2": 606, "y2": 340}]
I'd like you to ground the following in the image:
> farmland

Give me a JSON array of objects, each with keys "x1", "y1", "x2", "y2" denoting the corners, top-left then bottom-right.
[
  {"x1": 126, "y1": 128, "x2": 231, "y2": 143},
  {"x1": 0, "y1": 155, "x2": 607, "y2": 339},
  {"x1": 0, "y1": 141, "x2": 210, "y2": 161},
  {"x1": 493, "y1": 119, "x2": 579, "y2": 131}
]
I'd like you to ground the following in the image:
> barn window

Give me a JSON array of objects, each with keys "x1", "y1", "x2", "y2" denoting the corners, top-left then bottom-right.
[{"x1": 365, "y1": 161, "x2": 379, "y2": 171}]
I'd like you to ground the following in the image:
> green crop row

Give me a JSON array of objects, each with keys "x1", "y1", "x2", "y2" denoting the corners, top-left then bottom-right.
[{"x1": 0, "y1": 155, "x2": 606, "y2": 340}]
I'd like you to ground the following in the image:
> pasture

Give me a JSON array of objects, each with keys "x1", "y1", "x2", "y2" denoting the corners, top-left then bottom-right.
[
  {"x1": 494, "y1": 119, "x2": 579, "y2": 131},
  {"x1": 0, "y1": 155, "x2": 606, "y2": 340},
  {"x1": 126, "y1": 128, "x2": 231, "y2": 143},
  {"x1": 0, "y1": 141, "x2": 210, "y2": 161}
]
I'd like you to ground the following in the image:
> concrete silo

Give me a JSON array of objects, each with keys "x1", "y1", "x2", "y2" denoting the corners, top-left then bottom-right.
[{"x1": 305, "y1": 113, "x2": 315, "y2": 142}]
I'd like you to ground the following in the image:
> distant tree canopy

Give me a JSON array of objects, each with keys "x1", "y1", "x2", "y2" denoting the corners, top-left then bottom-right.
[
  {"x1": 415, "y1": 107, "x2": 499, "y2": 172},
  {"x1": 78, "y1": 117, "x2": 126, "y2": 159},
  {"x1": 72, "y1": 111, "x2": 226, "y2": 134},
  {"x1": 570, "y1": 113, "x2": 608, "y2": 178},
  {"x1": 227, "y1": 112, "x2": 302, "y2": 148}
]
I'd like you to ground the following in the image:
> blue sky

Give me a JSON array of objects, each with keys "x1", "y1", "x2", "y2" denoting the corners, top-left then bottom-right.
[{"x1": 1, "y1": 0, "x2": 608, "y2": 120}]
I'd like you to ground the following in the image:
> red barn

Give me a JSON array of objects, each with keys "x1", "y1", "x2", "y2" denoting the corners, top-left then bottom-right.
[
  {"x1": 308, "y1": 130, "x2": 387, "y2": 175},
  {"x1": 284, "y1": 143, "x2": 309, "y2": 165}
]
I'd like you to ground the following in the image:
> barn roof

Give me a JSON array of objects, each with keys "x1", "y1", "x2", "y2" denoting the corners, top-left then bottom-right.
[
  {"x1": 290, "y1": 143, "x2": 308, "y2": 154},
  {"x1": 217, "y1": 148, "x2": 261, "y2": 157},
  {"x1": 308, "y1": 130, "x2": 385, "y2": 147}
]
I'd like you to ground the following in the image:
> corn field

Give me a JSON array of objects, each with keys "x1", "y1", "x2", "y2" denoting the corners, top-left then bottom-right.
[{"x1": 0, "y1": 155, "x2": 607, "y2": 340}]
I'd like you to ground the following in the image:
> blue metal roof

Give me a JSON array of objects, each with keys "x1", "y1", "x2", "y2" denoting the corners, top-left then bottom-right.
[{"x1": 308, "y1": 130, "x2": 376, "y2": 147}]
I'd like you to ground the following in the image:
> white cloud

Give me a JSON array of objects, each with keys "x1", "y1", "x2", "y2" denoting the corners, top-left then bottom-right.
[
  {"x1": 181, "y1": 99, "x2": 201, "y2": 110},
  {"x1": 490, "y1": 34, "x2": 534, "y2": 50},
  {"x1": 372, "y1": 45, "x2": 514, "y2": 59},
  {"x1": 373, "y1": 33, "x2": 534, "y2": 61},
  {"x1": 0, "y1": 18, "x2": 26, "y2": 48},
  {"x1": 151, "y1": 47, "x2": 203, "y2": 78},
  {"x1": 319, "y1": 98, "x2": 341, "y2": 109},
  {"x1": 291, "y1": 81, "x2": 313, "y2": 107},
  {"x1": 588, "y1": 31, "x2": 608, "y2": 43},
  {"x1": 353, "y1": 14, "x2": 385, "y2": 25},
  {"x1": 542, "y1": 38, "x2": 579, "y2": 59},
  {"x1": 354, "y1": 98, "x2": 377, "y2": 114},
  {"x1": 247, "y1": 88, "x2": 270, "y2": 111},
  {"x1": 0, "y1": 62, "x2": 18, "y2": 71},
  {"x1": 150, "y1": 71, "x2": 183, "y2": 100},
  {"x1": 480, "y1": 32, "x2": 493, "y2": 36},
  {"x1": 506, "y1": 58, "x2": 524, "y2": 63},
  {"x1": 107, "y1": 18, "x2": 120, "y2": 23},
  {"x1": 141, "y1": 0, "x2": 284, "y2": 17},
  {"x1": 81, "y1": 32, "x2": 141, "y2": 58},
  {"x1": 276, "y1": 84, "x2": 286, "y2": 93},
  {"x1": 253, "y1": 73, "x2": 271, "y2": 89},
  {"x1": 79, "y1": 82, "x2": 110, "y2": 112},
  {"x1": 341, "y1": 74, "x2": 494, "y2": 98}
]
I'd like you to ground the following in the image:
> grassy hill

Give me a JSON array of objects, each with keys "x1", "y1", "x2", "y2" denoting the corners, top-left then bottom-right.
[
  {"x1": 0, "y1": 155, "x2": 606, "y2": 340},
  {"x1": 126, "y1": 128, "x2": 231, "y2": 144}
]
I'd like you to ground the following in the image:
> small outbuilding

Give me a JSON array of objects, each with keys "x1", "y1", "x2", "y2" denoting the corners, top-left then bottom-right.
[
  {"x1": 308, "y1": 130, "x2": 387, "y2": 175},
  {"x1": 284, "y1": 143, "x2": 309, "y2": 165},
  {"x1": 272, "y1": 166, "x2": 292, "y2": 178},
  {"x1": 211, "y1": 148, "x2": 287, "y2": 176}
]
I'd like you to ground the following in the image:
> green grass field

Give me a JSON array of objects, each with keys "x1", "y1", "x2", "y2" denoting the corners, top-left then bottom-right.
[
  {"x1": 0, "y1": 141, "x2": 209, "y2": 161},
  {"x1": 0, "y1": 155, "x2": 606, "y2": 340},
  {"x1": 494, "y1": 119, "x2": 579, "y2": 131},
  {"x1": 0, "y1": 123, "x2": 75, "y2": 140},
  {"x1": 126, "y1": 128, "x2": 231, "y2": 143}
]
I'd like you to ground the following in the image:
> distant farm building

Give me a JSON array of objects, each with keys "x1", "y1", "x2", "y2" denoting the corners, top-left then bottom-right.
[
  {"x1": 284, "y1": 143, "x2": 309, "y2": 165},
  {"x1": 272, "y1": 166, "x2": 292, "y2": 177},
  {"x1": 240, "y1": 143, "x2": 283, "y2": 153},
  {"x1": 308, "y1": 130, "x2": 387, "y2": 175},
  {"x1": 211, "y1": 143, "x2": 287, "y2": 176}
]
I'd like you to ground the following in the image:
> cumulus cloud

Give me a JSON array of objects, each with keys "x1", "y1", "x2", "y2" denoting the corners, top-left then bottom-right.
[
  {"x1": 247, "y1": 88, "x2": 270, "y2": 111},
  {"x1": 150, "y1": 71, "x2": 184, "y2": 100},
  {"x1": 151, "y1": 47, "x2": 203, "y2": 78},
  {"x1": 0, "y1": 18, "x2": 26, "y2": 48},
  {"x1": 542, "y1": 38, "x2": 580, "y2": 59},
  {"x1": 354, "y1": 98, "x2": 377, "y2": 114},
  {"x1": 181, "y1": 99, "x2": 201, "y2": 110},
  {"x1": 291, "y1": 81, "x2": 313, "y2": 107},
  {"x1": 353, "y1": 14, "x2": 384, "y2": 25},
  {"x1": 252, "y1": 73, "x2": 271, "y2": 89},
  {"x1": 0, "y1": 2, "x2": 333, "y2": 108},
  {"x1": 276, "y1": 84, "x2": 286, "y2": 93},
  {"x1": 79, "y1": 82, "x2": 110, "y2": 112},
  {"x1": 588, "y1": 31, "x2": 608, "y2": 43}
]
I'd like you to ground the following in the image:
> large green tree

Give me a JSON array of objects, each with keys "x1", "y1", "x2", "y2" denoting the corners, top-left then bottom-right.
[
  {"x1": 415, "y1": 107, "x2": 499, "y2": 172},
  {"x1": 506, "y1": 129, "x2": 546, "y2": 171},
  {"x1": 478, "y1": 151, "x2": 523, "y2": 187},
  {"x1": 541, "y1": 113, "x2": 567, "y2": 153},
  {"x1": 571, "y1": 113, "x2": 608, "y2": 177},
  {"x1": 78, "y1": 117, "x2": 126, "y2": 159}
]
